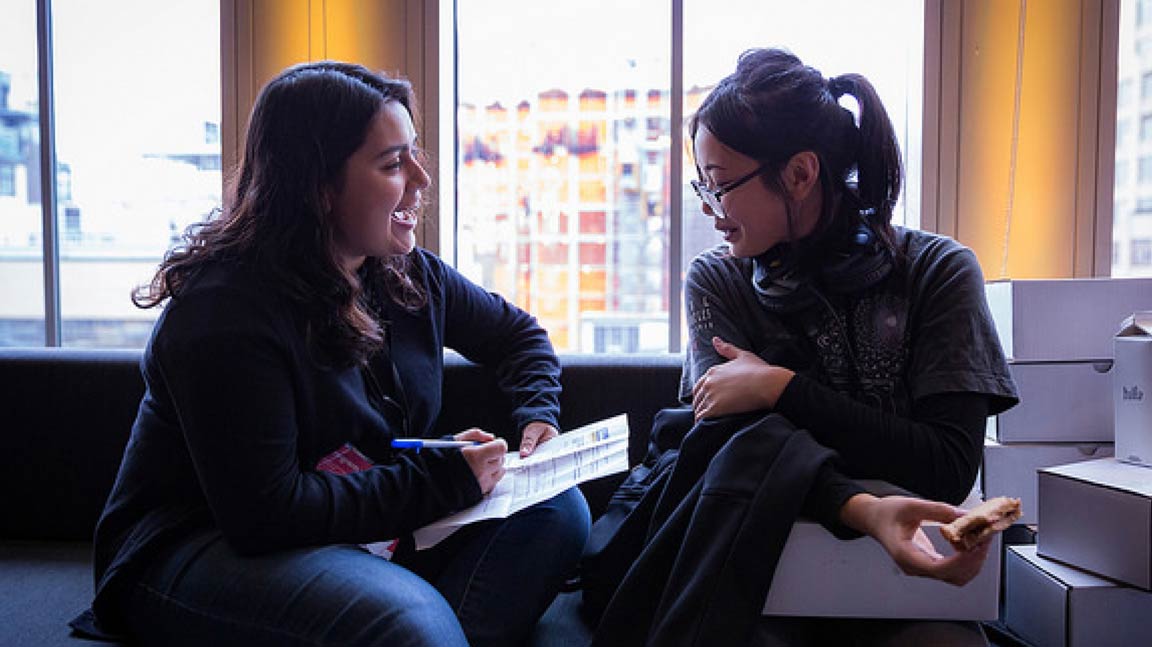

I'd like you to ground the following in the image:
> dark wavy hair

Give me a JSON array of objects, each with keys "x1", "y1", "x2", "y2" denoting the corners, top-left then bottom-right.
[
  {"x1": 689, "y1": 48, "x2": 903, "y2": 262},
  {"x1": 133, "y1": 61, "x2": 426, "y2": 366}
]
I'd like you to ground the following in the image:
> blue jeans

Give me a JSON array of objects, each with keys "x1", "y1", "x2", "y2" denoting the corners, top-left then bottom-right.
[{"x1": 124, "y1": 488, "x2": 590, "y2": 647}]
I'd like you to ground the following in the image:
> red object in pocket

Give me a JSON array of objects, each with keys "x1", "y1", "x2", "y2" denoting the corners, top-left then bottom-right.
[
  {"x1": 315, "y1": 443, "x2": 375, "y2": 475},
  {"x1": 315, "y1": 443, "x2": 398, "y2": 559}
]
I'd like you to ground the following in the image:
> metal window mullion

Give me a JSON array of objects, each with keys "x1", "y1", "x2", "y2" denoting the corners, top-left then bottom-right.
[
  {"x1": 445, "y1": 0, "x2": 459, "y2": 266},
  {"x1": 667, "y1": 0, "x2": 684, "y2": 354},
  {"x1": 36, "y1": 0, "x2": 61, "y2": 346}
]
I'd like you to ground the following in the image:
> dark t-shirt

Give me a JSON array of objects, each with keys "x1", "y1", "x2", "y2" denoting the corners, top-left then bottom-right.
[
  {"x1": 680, "y1": 227, "x2": 1018, "y2": 516},
  {"x1": 683, "y1": 228, "x2": 1017, "y2": 412}
]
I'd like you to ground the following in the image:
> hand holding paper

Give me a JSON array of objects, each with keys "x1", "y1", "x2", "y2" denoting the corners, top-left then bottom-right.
[{"x1": 412, "y1": 414, "x2": 630, "y2": 549}]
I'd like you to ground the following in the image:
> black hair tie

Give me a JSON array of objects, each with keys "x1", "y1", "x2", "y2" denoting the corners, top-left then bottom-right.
[{"x1": 828, "y1": 75, "x2": 850, "y2": 99}]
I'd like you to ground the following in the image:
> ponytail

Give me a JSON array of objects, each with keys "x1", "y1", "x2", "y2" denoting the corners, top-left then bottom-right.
[{"x1": 826, "y1": 73, "x2": 902, "y2": 224}]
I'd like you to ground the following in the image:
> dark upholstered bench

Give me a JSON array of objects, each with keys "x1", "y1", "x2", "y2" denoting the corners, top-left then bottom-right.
[{"x1": 0, "y1": 348, "x2": 683, "y2": 646}]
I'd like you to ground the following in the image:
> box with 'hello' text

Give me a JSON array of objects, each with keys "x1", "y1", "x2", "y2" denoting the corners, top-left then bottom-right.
[{"x1": 1115, "y1": 312, "x2": 1152, "y2": 467}]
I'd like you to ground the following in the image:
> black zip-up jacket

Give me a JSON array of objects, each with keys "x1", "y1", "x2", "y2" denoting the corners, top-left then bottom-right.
[
  {"x1": 590, "y1": 413, "x2": 841, "y2": 647},
  {"x1": 85, "y1": 248, "x2": 561, "y2": 633}
]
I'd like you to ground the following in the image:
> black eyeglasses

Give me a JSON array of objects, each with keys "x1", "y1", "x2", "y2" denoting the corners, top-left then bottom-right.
[{"x1": 690, "y1": 166, "x2": 768, "y2": 218}]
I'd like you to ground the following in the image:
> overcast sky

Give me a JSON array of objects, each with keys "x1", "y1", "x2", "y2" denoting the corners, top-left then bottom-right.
[{"x1": 457, "y1": 0, "x2": 923, "y2": 117}]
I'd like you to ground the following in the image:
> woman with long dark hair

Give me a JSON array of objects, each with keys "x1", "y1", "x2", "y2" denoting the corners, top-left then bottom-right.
[{"x1": 73, "y1": 61, "x2": 589, "y2": 647}]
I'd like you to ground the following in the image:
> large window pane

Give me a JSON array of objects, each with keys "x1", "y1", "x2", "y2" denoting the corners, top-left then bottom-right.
[
  {"x1": 681, "y1": 0, "x2": 924, "y2": 276},
  {"x1": 1115, "y1": 0, "x2": 1152, "y2": 277},
  {"x1": 0, "y1": 0, "x2": 45, "y2": 346},
  {"x1": 455, "y1": 0, "x2": 672, "y2": 353},
  {"x1": 52, "y1": 0, "x2": 221, "y2": 347},
  {"x1": 455, "y1": 1, "x2": 924, "y2": 353}
]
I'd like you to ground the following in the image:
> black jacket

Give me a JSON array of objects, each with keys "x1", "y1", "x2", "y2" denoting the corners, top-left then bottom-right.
[
  {"x1": 590, "y1": 413, "x2": 843, "y2": 647},
  {"x1": 86, "y1": 248, "x2": 560, "y2": 633}
]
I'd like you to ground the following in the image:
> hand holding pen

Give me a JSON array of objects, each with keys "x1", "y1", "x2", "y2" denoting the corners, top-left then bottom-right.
[
  {"x1": 393, "y1": 422, "x2": 557, "y2": 458},
  {"x1": 392, "y1": 428, "x2": 507, "y2": 495}
]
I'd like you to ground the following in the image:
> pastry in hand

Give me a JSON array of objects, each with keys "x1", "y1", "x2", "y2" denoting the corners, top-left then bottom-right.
[{"x1": 939, "y1": 496, "x2": 1022, "y2": 551}]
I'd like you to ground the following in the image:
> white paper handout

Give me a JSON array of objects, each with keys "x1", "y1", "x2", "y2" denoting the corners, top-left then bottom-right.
[{"x1": 412, "y1": 413, "x2": 630, "y2": 549}]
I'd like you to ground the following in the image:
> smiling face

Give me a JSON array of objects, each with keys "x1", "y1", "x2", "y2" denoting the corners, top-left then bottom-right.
[
  {"x1": 327, "y1": 100, "x2": 431, "y2": 271},
  {"x1": 692, "y1": 125, "x2": 821, "y2": 258}
]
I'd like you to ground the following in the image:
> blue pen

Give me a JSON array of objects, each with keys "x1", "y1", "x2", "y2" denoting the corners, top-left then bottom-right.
[{"x1": 391, "y1": 439, "x2": 482, "y2": 450}]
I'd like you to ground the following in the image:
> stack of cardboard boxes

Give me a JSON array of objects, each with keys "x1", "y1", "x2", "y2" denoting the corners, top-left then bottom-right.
[{"x1": 984, "y1": 279, "x2": 1152, "y2": 646}]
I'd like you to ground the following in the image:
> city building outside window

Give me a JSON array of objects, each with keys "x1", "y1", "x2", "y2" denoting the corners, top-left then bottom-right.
[
  {"x1": 1117, "y1": 159, "x2": 1131, "y2": 187},
  {"x1": 453, "y1": 0, "x2": 923, "y2": 353},
  {"x1": 1139, "y1": 156, "x2": 1152, "y2": 184},
  {"x1": 0, "y1": 0, "x2": 220, "y2": 348},
  {"x1": 1141, "y1": 113, "x2": 1152, "y2": 140},
  {"x1": 0, "y1": 164, "x2": 15, "y2": 197},
  {"x1": 0, "y1": 2, "x2": 45, "y2": 346},
  {"x1": 1139, "y1": 0, "x2": 1152, "y2": 26},
  {"x1": 1120, "y1": 77, "x2": 1134, "y2": 104},
  {"x1": 1115, "y1": 0, "x2": 1152, "y2": 277},
  {"x1": 1131, "y1": 238, "x2": 1152, "y2": 265}
]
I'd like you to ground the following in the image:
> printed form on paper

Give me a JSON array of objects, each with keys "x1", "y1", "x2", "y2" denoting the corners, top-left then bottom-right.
[{"x1": 412, "y1": 414, "x2": 631, "y2": 549}]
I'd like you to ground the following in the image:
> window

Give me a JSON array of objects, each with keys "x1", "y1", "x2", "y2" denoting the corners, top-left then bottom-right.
[
  {"x1": 1116, "y1": 1, "x2": 1152, "y2": 277},
  {"x1": 0, "y1": 2, "x2": 45, "y2": 345},
  {"x1": 1139, "y1": 156, "x2": 1152, "y2": 182},
  {"x1": 1140, "y1": 0, "x2": 1152, "y2": 27},
  {"x1": 455, "y1": 0, "x2": 673, "y2": 353},
  {"x1": 1120, "y1": 77, "x2": 1135, "y2": 105},
  {"x1": 1132, "y1": 238, "x2": 1152, "y2": 265},
  {"x1": 0, "y1": 0, "x2": 221, "y2": 347},
  {"x1": 0, "y1": 164, "x2": 14, "y2": 197},
  {"x1": 453, "y1": 0, "x2": 923, "y2": 353},
  {"x1": 593, "y1": 324, "x2": 640, "y2": 354}
]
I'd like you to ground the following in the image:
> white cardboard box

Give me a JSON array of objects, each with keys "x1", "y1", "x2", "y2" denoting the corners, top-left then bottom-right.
[
  {"x1": 1038, "y1": 458, "x2": 1152, "y2": 590},
  {"x1": 982, "y1": 440, "x2": 1113, "y2": 524},
  {"x1": 1115, "y1": 312, "x2": 1152, "y2": 467},
  {"x1": 993, "y1": 360, "x2": 1114, "y2": 443},
  {"x1": 763, "y1": 487, "x2": 999, "y2": 619},
  {"x1": 985, "y1": 278, "x2": 1152, "y2": 362},
  {"x1": 1003, "y1": 544, "x2": 1152, "y2": 647}
]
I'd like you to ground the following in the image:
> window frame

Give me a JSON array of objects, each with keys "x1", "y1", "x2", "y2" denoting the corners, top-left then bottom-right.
[
  {"x1": 33, "y1": 0, "x2": 62, "y2": 345},
  {"x1": 16, "y1": 0, "x2": 1125, "y2": 348},
  {"x1": 438, "y1": 0, "x2": 935, "y2": 352}
]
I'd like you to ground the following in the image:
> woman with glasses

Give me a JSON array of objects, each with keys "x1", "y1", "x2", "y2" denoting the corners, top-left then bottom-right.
[
  {"x1": 585, "y1": 49, "x2": 1018, "y2": 647},
  {"x1": 71, "y1": 61, "x2": 589, "y2": 647}
]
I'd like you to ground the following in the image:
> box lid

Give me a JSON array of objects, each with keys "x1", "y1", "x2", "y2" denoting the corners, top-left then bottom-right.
[
  {"x1": 1117, "y1": 312, "x2": 1152, "y2": 338},
  {"x1": 1040, "y1": 458, "x2": 1152, "y2": 497},
  {"x1": 1010, "y1": 544, "x2": 1119, "y2": 589}
]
